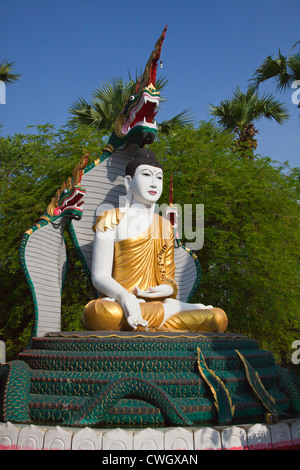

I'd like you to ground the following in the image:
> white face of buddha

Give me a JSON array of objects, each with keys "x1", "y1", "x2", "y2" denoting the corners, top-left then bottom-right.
[{"x1": 125, "y1": 164, "x2": 163, "y2": 206}]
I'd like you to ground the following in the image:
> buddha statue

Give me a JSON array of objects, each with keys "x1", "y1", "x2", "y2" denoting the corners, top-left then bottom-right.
[{"x1": 82, "y1": 148, "x2": 228, "y2": 332}]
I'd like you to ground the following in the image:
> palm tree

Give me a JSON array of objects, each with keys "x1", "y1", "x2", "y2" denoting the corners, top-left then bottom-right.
[
  {"x1": 251, "y1": 42, "x2": 300, "y2": 116},
  {"x1": 209, "y1": 86, "x2": 289, "y2": 157},
  {"x1": 251, "y1": 43, "x2": 300, "y2": 93},
  {"x1": 0, "y1": 59, "x2": 21, "y2": 84},
  {"x1": 68, "y1": 77, "x2": 134, "y2": 130},
  {"x1": 0, "y1": 60, "x2": 21, "y2": 128},
  {"x1": 68, "y1": 74, "x2": 194, "y2": 133}
]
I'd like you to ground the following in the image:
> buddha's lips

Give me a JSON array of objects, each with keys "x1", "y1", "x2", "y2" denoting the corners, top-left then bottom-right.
[{"x1": 148, "y1": 191, "x2": 157, "y2": 195}]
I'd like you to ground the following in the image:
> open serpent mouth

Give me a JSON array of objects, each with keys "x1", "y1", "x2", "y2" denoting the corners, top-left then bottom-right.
[
  {"x1": 53, "y1": 187, "x2": 86, "y2": 216},
  {"x1": 122, "y1": 90, "x2": 160, "y2": 135}
]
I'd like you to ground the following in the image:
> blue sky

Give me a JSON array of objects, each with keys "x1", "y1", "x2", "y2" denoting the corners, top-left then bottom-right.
[{"x1": 1, "y1": 0, "x2": 299, "y2": 168}]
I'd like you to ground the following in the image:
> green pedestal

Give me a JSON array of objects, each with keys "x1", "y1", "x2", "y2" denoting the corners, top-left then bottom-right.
[{"x1": 0, "y1": 331, "x2": 299, "y2": 428}]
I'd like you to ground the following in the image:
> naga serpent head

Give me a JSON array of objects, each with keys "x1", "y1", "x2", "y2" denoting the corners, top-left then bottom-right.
[
  {"x1": 42, "y1": 154, "x2": 88, "y2": 224},
  {"x1": 30, "y1": 28, "x2": 168, "y2": 230},
  {"x1": 105, "y1": 26, "x2": 167, "y2": 152}
]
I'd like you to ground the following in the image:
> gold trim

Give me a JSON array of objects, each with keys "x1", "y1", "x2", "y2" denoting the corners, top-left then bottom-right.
[
  {"x1": 46, "y1": 155, "x2": 88, "y2": 216},
  {"x1": 197, "y1": 347, "x2": 235, "y2": 417},
  {"x1": 72, "y1": 154, "x2": 89, "y2": 187},
  {"x1": 103, "y1": 144, "x2": 115, "y2": 154},
  {"x1": 162, "y1": 277, "x2": 178, "y2": 299},
  {"x1": 93, "y1": 207, "x2": 125, "y2": 233},
  {"x1": 45, "y1": 331, "x2": 245, "y2": 339},
  {"x1": 235, "y1": 349, "x2": 276, "y2": 411},
  {"x1": 147, "y1": 83, "x2": 156, "y2": 91},
  {"x1": 113, "y1": 113, "x2": 127, "y2": 139},
  {"x1": 39, "y1": 215, "x2": 51, "y2": 223}
]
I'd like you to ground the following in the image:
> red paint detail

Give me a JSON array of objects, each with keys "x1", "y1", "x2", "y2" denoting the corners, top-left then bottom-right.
[
  {"x1": 169, "y1": 212, "x2": 175, "y2": 225},
  {"x1": 227, "y1": 445, "x2": 249, "y2": 450},
  {"x1": 0, "y1": 443, "x2": 16, "y2": 450},
  {"x1": 169, "y1": 175, "x2": 173, "y2": 205},
  {"x1": 135, "y1": 78, "x2": 140, "y2": 94},
  {"x1": 129, "y1": 98, "x2": 156, "y2": 128},
  {"x1": 148, "y1": 25, "x2": 167, "y2": 86},
  {"x1": 272, "y1": 439, "x2": 293, "y2": 449},
  {"x1": 248, "y1": 443, "x2": 273, "y2": 450}
]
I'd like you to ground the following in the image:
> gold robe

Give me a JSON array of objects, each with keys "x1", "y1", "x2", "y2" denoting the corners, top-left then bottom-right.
[
  {"x1": 112, "y1": 212, "x2": 178, "y2": 298},
  {"x1": 82, "y1": 209, "x2": 227, "y2": 332}
]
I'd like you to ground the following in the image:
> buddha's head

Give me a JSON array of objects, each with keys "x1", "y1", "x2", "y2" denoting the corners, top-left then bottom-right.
[{"x1": 125, "y1": 148, "x2": 163, "y2": 206}]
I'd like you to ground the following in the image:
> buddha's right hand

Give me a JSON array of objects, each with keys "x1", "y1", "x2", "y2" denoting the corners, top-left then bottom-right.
[{"x1": 117, "y1": 291, "x2": 148, "y2": 329}]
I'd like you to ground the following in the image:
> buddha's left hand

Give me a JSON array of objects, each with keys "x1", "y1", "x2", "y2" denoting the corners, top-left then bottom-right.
[{"x1": 132, "y1": 284, "x2": 173, "y2": 299}]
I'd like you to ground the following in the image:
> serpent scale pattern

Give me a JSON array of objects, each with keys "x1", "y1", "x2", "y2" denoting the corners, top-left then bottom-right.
[
  {"x1": 0, "y1": 360, "x2": 31, "y2": 423},
  {"x1": 30, "y1": 369, "x2": 207, "y2": 398},
  {"x1": 62, "y1": 376, "x2": 194, "y2": 427},
  {"x1": 276, "y1": 366, "x2": 300, "y2": 413},
  {"x1": 1, "y1": 333, "x2": 298, "y2": 427}
]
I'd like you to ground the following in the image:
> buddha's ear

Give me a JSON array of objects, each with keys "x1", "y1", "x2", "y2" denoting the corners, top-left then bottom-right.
[{"x1": 124, "y1": 174, "x2": 132, "y2": 192}]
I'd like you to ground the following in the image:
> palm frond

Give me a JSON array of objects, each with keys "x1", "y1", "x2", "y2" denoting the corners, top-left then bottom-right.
[
  {"x1": 291, "y1": 40, "x2": 300, "y2": 51},
  {"x1": 287, "y1": 52, "x2": 300, "y2": 81},
  {"x1": 153, "y1": 75, "x2": 170, "y2": 92},
  {"x1": 92, "y1": 77, "x2": 134, "y2": 113},
  {"x1": 209, "y1": 85, "x2": 289, "y2": 138},
  {"x1": 69, "y1": 72, "x2": 193, "y2": 132},
  {"x1": 209, "y1": 98, "x2": 240, "y2": 131},
  {"x1": 250, "y1": 53, "x2": 284, "y2": 88},
  {"x1": 251, "y1": 49, "x2": 300, "y2": 92},
  {"x1": 252, "y1": 92, "x2": 290, "y2": 124},
  {"x1": 0, "y1": 60, "x2": 21, "y2": 84},
  {"x1": 158, "y1": 109, "x2": 195, "y2": 134},
  {"x1": 68, "y1": 95, "x2": 116, "y2": 130}
]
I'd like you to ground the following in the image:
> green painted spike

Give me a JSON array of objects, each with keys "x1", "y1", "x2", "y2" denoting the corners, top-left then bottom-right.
[
  {"x1": 235, "y1": 349, "x2": 282, "y2": 417},
  {"x1": 196, "y1": 347, "x2": 235, "y2": 424}
]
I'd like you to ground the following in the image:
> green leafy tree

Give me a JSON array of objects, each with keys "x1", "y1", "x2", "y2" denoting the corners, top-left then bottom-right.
[
  {"x1": 0, "y1": 122, "x2": 299, "y2": 366},
  {"x1": 151, "y1": 122, "x2": 300, "y2": 364},
  {"x1": 209, "y1": 86, "x2": 289, "y2": 158},
  {"x1": 0, "y1": 124, "x2": 108, "y2": 359}
]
